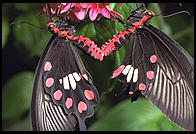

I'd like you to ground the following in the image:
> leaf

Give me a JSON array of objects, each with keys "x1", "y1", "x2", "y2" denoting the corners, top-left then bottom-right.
[
  {"x1": 13, "y1": 13, "x2": 49, "y2": 58},
  {"x1": 2, "y1": 17, "x2": 10, "y2": 49},
  {"x1": 77, "y1": 18, "x2": 116, "y2": 46},
  {"x1": 14, "y1": 3, "x2": 44, "y2": 12},
  {"x1": 2, "y1": 72, "x2": 34, "y2": 120},
  {"x1": 89, "y1": 97, "x2": 182, "y2": 131},
  {"x1": 3, "y1": 115, "x2": 31, "y2": 131}
]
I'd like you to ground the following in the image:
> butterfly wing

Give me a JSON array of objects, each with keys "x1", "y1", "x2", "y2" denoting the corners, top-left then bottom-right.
[
  {"x1": 143, "y1": 25, "x2": 194, "y2": 130},
  {"x1": 31, "y1": 35, "x2": 99, "y2": 131},
  {"x1": 112, "y1": 26, "x2": 194, "y2": 130},
  {"x1": 31, "y1": 36, "x2": 78, "y2": 131}
]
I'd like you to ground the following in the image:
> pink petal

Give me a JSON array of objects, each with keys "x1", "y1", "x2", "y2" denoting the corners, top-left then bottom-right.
[
  {"x1": 48, "y1": 3, "x2": 59, "y2": 14},
  {"x1": 89, "y1": 3, "x2": 97, "y2": 8},
  {"x1": 89, "y1": 7, "x2": 98, "y2": 21},
  {"x1": 100, "y1": 7, "x2": 110, "y2": 19},
  {"x1": 80, "y1": 3, "x2": 90, "y2": 8},
  {"x1": 50, "y1": 8, "x2": 56, "y2": 14},
  {"x1": 42, "y1": 5, "x2": 47, "y2": 13},
  {"x1": 60, "y1": 3, "x2": 75, "y2": 14},
  {"x1": 74, "y1": 3, "x2": 80, "y2": 7},
  {"x1": 75, "y1": 9, "x2": 86, "y2": 20},
  {"x1": 38, "y1": 5, "x2": 47, "y2": 16}
]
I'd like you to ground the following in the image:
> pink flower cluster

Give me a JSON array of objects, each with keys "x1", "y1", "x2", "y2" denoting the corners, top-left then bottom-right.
[{"x1": 40, "y1": 3, "x2": 124, "y2": 21}]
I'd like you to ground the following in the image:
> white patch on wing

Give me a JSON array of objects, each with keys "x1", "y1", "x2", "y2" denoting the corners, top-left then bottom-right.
[
  {"x1": 132, "y1": 68, "x2": 138, "y2": 83},
  {"x1": 127, "y1": 66, "x2": 134, "y2": 82},
  {"x1": 59, "y1": 79, "x2": 62, "y2": 84},
  {"x1": 68, "y1": 74, "x2": 76, "y2": 90},
  {"x1": 122, "y1": 65, "x2": 132, "y2": 75},
  {"x1": 63, "y1": 76, "x2": 69, "y2": 90},
  {"x1": 73, "y1": 72, "x2": 81, "y2": 82}
]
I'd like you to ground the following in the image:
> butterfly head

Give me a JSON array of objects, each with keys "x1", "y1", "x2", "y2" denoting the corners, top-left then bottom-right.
[
  {"x1": 144, "y1": 10, "x2": 155, "y2": 17},
  {"x1": 47, "y1": 22, "x2": 56, "y2": 29}
]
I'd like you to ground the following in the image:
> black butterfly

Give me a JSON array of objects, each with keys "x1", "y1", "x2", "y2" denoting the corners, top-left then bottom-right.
[
  {"x1": 30, "y1": 20, "x2": 99, "y2": 131},
  {"x1": 111, "y1": 6, "x2": 194, "y2": 130}
]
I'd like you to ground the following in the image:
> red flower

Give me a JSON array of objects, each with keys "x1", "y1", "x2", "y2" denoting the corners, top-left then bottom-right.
[
  {"x1": 73, "y1": 3, "x2": 90, "y2": 20},
  {"x1": 88, "y1": 3, "x2": 124, "y2": 21},
  {"x1": 39, "y1": 3, "x2": 124, "y2": 21},
  {"x1": 89, "y1": 3, "x2": 110, "y2": 21},
  {"x1": 39, "y1": 3, "x2": 60, "y2": 17},
  {"x1": 60, "y1": 3, "x2": 75, "y2": 14}
]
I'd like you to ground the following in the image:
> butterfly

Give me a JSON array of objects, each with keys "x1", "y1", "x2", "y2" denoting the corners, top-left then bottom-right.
[
  {"x1": 30, "y1": 20, "x2": 99, "y2": 131},
  {"x1": 111, "y1": 5, "x2": 194, "y2": 130}
]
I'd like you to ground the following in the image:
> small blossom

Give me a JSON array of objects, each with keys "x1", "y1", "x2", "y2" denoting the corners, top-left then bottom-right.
[
  {"x1": 39, "y1": 3, "x2": 124, "y2": 22},
  {"x1": 89, "y1": 3, "x2": 110, "y2": 21},
  {"x1": 73, "y1": 3, "x2": 89, "y2": 20},
  {"x1": 60, "y1": 3, "x2": 75, "y2": 14},
  {"x1": 39, "y1": 3, "x2": 59, "y2": 17},
  {"x1": 74, "y1": 8, "x2": 86, "y2": 20}
]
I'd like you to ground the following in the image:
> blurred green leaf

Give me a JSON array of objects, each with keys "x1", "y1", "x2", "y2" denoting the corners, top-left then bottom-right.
[
  {"x1": 89, "y1": 98, "x2": 183, "y2": 131},
  {"x1": 14, "y1": 3, "x2": 44, "y2": 12},
  {"x1": 77, "y1": 18, "x2": 116, "y2": 46},
  {"x1": 2, "y1": 72, "x2": 34, "y2": 120},
  {"x1": 2, "y1": 17, "x2": 10, "y2": 49},
  {"x1": 13, "y1": 13, "x2": 49, "y2": 58},
  {"x1": 4, "y1": 115, "x2": 31, "y2": 131}
]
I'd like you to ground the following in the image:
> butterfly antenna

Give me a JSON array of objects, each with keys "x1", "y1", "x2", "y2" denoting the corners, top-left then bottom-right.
[
  {"x1": 155, "y1": 10, "x2": 190, "y2": 18},
  {"x1": 163, "y1": 10, "x2": 190, "y2": 18},
  {"x1": 10, "y1": 21, "x2": 45, "y2": 30}
]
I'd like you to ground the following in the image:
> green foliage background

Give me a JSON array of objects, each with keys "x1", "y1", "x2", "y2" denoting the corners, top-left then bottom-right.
[{"x1": 2, "y1": 3, "x2": 194, "y2": 131}]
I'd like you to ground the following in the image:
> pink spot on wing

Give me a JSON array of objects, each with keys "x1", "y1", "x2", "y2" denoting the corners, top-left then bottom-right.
[
  {"x1": 44, "y1": 61, "x2": 52, "y2": 71},
  {"x1": 78, "y1": 73, "x2": 83, "y2": 78},
  {"x1": 150, "y1": 55, "x2": 157, "y2": 63},
  {"x1": 65, "y1": 98, "x2": 73, "y2": 109},
  {"x1": 84, "y1": 89, "x2": 94, "y2": 100},
  {"x1": 82, "y1": 74, "x2": 88, "y2": 81},
  {"x1": 129, "y1": 91, "x2": 134, "y2": 95},
  {"x1": 45, "y1": 78, "x2": 54, "y2": 88},
  {"x1": 146, "y1": 71, "x2": 154, "y2": 79},
  {"x1": 54, "y1": 90, "x2": 62, "y2": 100},
  {"x1": 112, "y1": 65, "x2": 125, "y2": 79},
  {"x1": 139, "y1": 83, "x2": 146, "y2": 91},
  {"x1": 78, "y1": 101, "x2": 87, "y2": 113}
]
